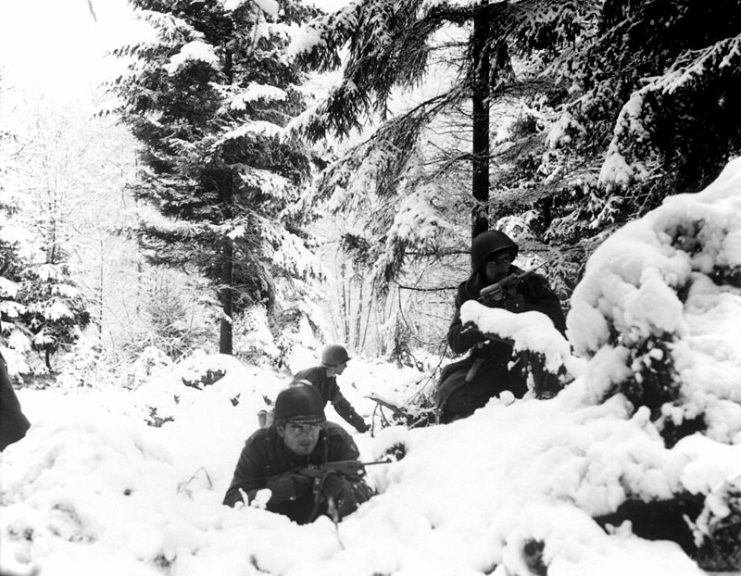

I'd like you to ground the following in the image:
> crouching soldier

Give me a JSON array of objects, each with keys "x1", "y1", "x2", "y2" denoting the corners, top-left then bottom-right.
[
  {"x1": 223, "y1": 384, "x2": 373, "y2": 524},
  {"x1": 293, "y1": 344, "x2": 369, "y2": 433},
  {"x1": 435, "y1": 230, "x2": 566, "y2": 424}
]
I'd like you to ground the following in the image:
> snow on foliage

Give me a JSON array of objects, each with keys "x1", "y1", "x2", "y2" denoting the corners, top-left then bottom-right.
[
  {"x1": 227, "y1": 0, "x2": 280, "y2": 19},
  {"x1": 379, "y1": 184, "x2": 452, "y2": 261},
  {"x1": 600, "y1": 34, "x2": 741, "y2": 190},
  {"x1": 5, "y1": 160, "x2": 741, "y2": 575},
  {"x1": 218, "y1": 120, "x2": 284, "y2": 141},
  {"x1": 286, "y1": 21, "x2": 326, "y2": 58},
  {"x1": 571, "y1": 157, "x2": 741, "y2": 442},
  {"x1": 545, "y1": 110, "x2": 586, "y2": 150},
  {"x1": 235, "y1": 167, "x2": 291, "y2": 200},
  {"x1": 165, "y1": 40, "x2": 220, "y2": 75},
  {"x1": 229, "y1": 83, "x2": 287, "y2": 110},
  {"x1": 0, "y1": 276, "x2": 19, "y2": 299}
]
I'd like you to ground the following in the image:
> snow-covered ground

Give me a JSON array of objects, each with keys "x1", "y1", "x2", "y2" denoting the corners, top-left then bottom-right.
[{"x1": 4, "y1": 158, "x2": 741, "y2": 575}]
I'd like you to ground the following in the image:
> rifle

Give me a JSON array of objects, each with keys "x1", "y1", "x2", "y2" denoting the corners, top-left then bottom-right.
[
  {"x1": 299, "y1": 459, "x2": 391, "y2": 524},
  {"x1": 478, "y1": 263, "x2": 544, "y2": 305},
  {"x1": 297, "y1": 458, "x2": 391, "y2": 481}
]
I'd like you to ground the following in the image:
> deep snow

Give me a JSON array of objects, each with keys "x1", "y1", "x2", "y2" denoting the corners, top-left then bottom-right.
[{"x1": 4, "y1": 159, "x2": 741, "y2": 575}]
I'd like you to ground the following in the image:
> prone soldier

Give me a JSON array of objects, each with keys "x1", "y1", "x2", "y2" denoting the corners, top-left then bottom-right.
[{"x1": 223, "y1": 384, "x2": 373, "y2": 524}]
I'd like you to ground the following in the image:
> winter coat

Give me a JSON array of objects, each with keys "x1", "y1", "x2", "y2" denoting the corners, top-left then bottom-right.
[
  {"x1": 0, "y1": 351, "x2": 31, "y2": 452},
  {"x1": 435, "y1": 265, "x2": 566, "y2": 422},
  {"x1": 223, "y1": 422, "x2": 373, "y2": 524},
  {"x1": 293, "y1": 366, "x2": 367, "y2": 433}
]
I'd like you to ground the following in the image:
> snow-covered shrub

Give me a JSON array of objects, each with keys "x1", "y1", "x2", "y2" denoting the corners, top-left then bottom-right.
[
  {"x1": 128, "y1": 346, "x2": 173, "y2": 389},
  {"x1": 569, "y1": 159, "x2": 741, "y2": 447}
]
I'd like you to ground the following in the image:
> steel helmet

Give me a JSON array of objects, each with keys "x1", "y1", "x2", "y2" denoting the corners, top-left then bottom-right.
[
  {"x1": 273, "y1": 384, "x2": 326, "y2": 424},
  {"x1": 470, "y1": 230, "x2": 518, "y2": 272},
  {"x1": 320, "y1": 344, "x2": 351, "y2": 367}
]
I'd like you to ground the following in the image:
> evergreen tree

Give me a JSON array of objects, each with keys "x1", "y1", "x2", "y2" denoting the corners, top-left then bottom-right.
[
  {"x1": 0, "y1": 196, "x2": 27, "y2": 355},
  {"x1": 292, "y1": 0, "x2": 598, "y2": 289},
  {"x1": 1, "y1": 77, "x2": 29, "y2": 363},
  {"x1": 499, "y1": 0, "x2": 741, "y2": 295},
  {"x1": 109, "y1": 0, "x2": 321, "y2": 354},
  {"x1": 294, "y1": 0, "x2": 741, "y2": 304},
  {"x1": 1, "y1": 97, "x2": 92, "y2": 372}
]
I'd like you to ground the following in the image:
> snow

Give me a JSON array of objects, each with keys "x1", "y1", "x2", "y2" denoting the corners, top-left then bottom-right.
[
  {"x1": 545, "y1": 110, "x2": 585, "y2": 150},
  {"x1": 165, "y1": 40, "x2": 221, "y2": 75},
  {"x1": 286, "y1": 23, "x2": 326, "y2": 59},
  {"x1": 461, "y1": 300, "x2": 571, "y2": 371},
  {"x1": 253, "y1": 0, "x2": 280, "y2": 19},
  {"x1": 0, "y1": 276, "x2": 19, "y2": 299},
  {"x1": 229, "y1": 84, "x2": 288, "y2": 110},
  {"x1": 5, "y1": 159, "x2": 741, "y2": 574},
  {"x1": 218, "y1": 121, "x2": 284, "y2": 141}
]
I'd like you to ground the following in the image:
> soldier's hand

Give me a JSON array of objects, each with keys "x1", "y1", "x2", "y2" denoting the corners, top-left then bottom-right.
[
  {"x1": 266, "y1": 473, "x2": 313, "y2": 503},
  {"x1": 461, "y1": 322, "x2": 486, "y2": 342},
  {"x1": 355, "y1": 420, "x2": 370, "y2": 433},
  {"x1": 503, "y1": 293, "x2": 526, "y2": 312},
  {"x1": 320, "y1": 472, "x2": 347, "y2": 500}
]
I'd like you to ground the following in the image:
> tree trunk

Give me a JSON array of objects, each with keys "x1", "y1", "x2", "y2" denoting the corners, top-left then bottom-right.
[
  {"x1": 219, "y1": 47, "x2": 235, "y2": 356},
  {"x1": 471, "y1": 0, "x2": 491, "y2": 258},
  {"x1": 219, "y1": 237, "x2": 233, "y2": 355}
]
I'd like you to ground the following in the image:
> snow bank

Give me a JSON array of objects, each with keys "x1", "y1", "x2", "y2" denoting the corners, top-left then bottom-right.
[
  {"x1": 5, "y1": 159, "x2": 741, "y2": 575},
  {"x1": 569, "y1": 156, "x2": 741, "y2": 443}
]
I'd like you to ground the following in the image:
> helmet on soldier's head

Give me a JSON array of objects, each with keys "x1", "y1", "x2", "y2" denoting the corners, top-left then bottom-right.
[
  {"x1": 320, "y1": 344, "x2": 350, "y2": 367},
  {"x1": 470, "y1": 230, "x2": 518, "y2": 272},
  {"x1": 273, "y1": 384, "x2": 326, "y2": 424}
]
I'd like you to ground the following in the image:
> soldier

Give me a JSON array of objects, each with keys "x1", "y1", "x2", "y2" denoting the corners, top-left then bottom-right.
[
  {"x1": 435, "y1": 230, "x2": 566, "y2": 424},
  {"x1": 1, "y1": 320, "x2": 31, "y2": 452},
  {"x1": 293, "y1": 344, "x2": 369, "y2": 433},
  {"x1": 223, "y1": 384, "x2": 373, "y2": 524}
]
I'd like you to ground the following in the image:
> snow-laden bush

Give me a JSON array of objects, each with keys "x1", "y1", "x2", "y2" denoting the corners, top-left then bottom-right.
[{"x1": 569, "y1": 158, "x2": 741, "y2": 447}]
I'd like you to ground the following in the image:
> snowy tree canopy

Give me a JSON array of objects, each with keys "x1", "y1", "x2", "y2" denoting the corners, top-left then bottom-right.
[
  {"x1": 284, "y1": 0, "x2": 741, "y2": 309},
  {"x1": 108, "y1": 0, "x2": 326, "y2": 354}
]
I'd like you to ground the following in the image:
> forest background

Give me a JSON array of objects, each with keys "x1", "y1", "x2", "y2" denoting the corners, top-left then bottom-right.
[{"x1": 1, "y1": 0, "x2": 740, "y2": 393}]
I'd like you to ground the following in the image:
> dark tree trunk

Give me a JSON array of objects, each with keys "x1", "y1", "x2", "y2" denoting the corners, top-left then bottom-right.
[
  {"x1": 219, "y1": 50, "x2": 235, "y2": 356},
  {"x1": 471, "y1": 0, "x2": 491, "y2": 261},
  {"x1": 219, "y1": 238, "x2": 233, "y2": 355}
]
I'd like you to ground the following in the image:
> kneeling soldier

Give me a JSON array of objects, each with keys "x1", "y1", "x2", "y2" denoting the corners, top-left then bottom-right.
[{"x1": 223, "y1": 383, "x2": 373, "y2": 524}]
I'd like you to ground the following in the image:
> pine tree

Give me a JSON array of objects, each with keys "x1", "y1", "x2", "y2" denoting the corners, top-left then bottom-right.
[
  {"x1": 580, "y1": 0, "x2": 741, "y2": 199},
  {"x1": 109, "y1": 0, "x2": 321, "y2": 354},
  {"x1": 1, "y1": 98, "x2": 92, "y2": 372},
  {"x1": 294, "y1": 0, "x2": 741, "y2": 303},
  {"x1": 1, "y1": 77, "x2": 31, "y2": 363},
  {"x1": 292, "y1": 0, "x2": 598, "y2": 288},
  {"x1": 502, "y1": 0, "x2": 741, "y2": 297},
  {"x1": 0, "y1": 196, "x2": 27, "y2": 354}
]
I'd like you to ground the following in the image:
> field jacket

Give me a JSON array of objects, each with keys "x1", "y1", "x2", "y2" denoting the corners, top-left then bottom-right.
[
  {"x1": 223, "y1": 422, "x2": 372, "y2": 524},
  {"x1": 293, "y1": 366, "x2": 366, "y2": 432}
]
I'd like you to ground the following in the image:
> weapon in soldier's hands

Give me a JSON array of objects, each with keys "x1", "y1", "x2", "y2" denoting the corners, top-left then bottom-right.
[
  {"x1": 302, "y1": 458, "x2": 390, "y2": 524},
  {"x1": 319, "y1": 471, "x2": 346, "y2": 499},
  {"x1": 298, "y1": 458, "x2": 392, "y2": 481},
  {"x1": 478, "y1": 263, "x2": 545, "y2": 305}
]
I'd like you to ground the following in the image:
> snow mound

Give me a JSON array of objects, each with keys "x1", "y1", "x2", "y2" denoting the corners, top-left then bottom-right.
[
  {"x1": 568, "y1": 157, "x2": 741, "y2": 444},
  {"x1": 6, "y1": 160, "x2": 741, "y2": 574}
]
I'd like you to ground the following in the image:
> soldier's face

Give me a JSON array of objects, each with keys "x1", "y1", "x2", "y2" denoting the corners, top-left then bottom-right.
[
  {"x1": 484, "y1": 252, "x2": 512, "y2": 283},
  {"x1": 277, "y1": 421, "x2": 322, "y2": 456}
]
